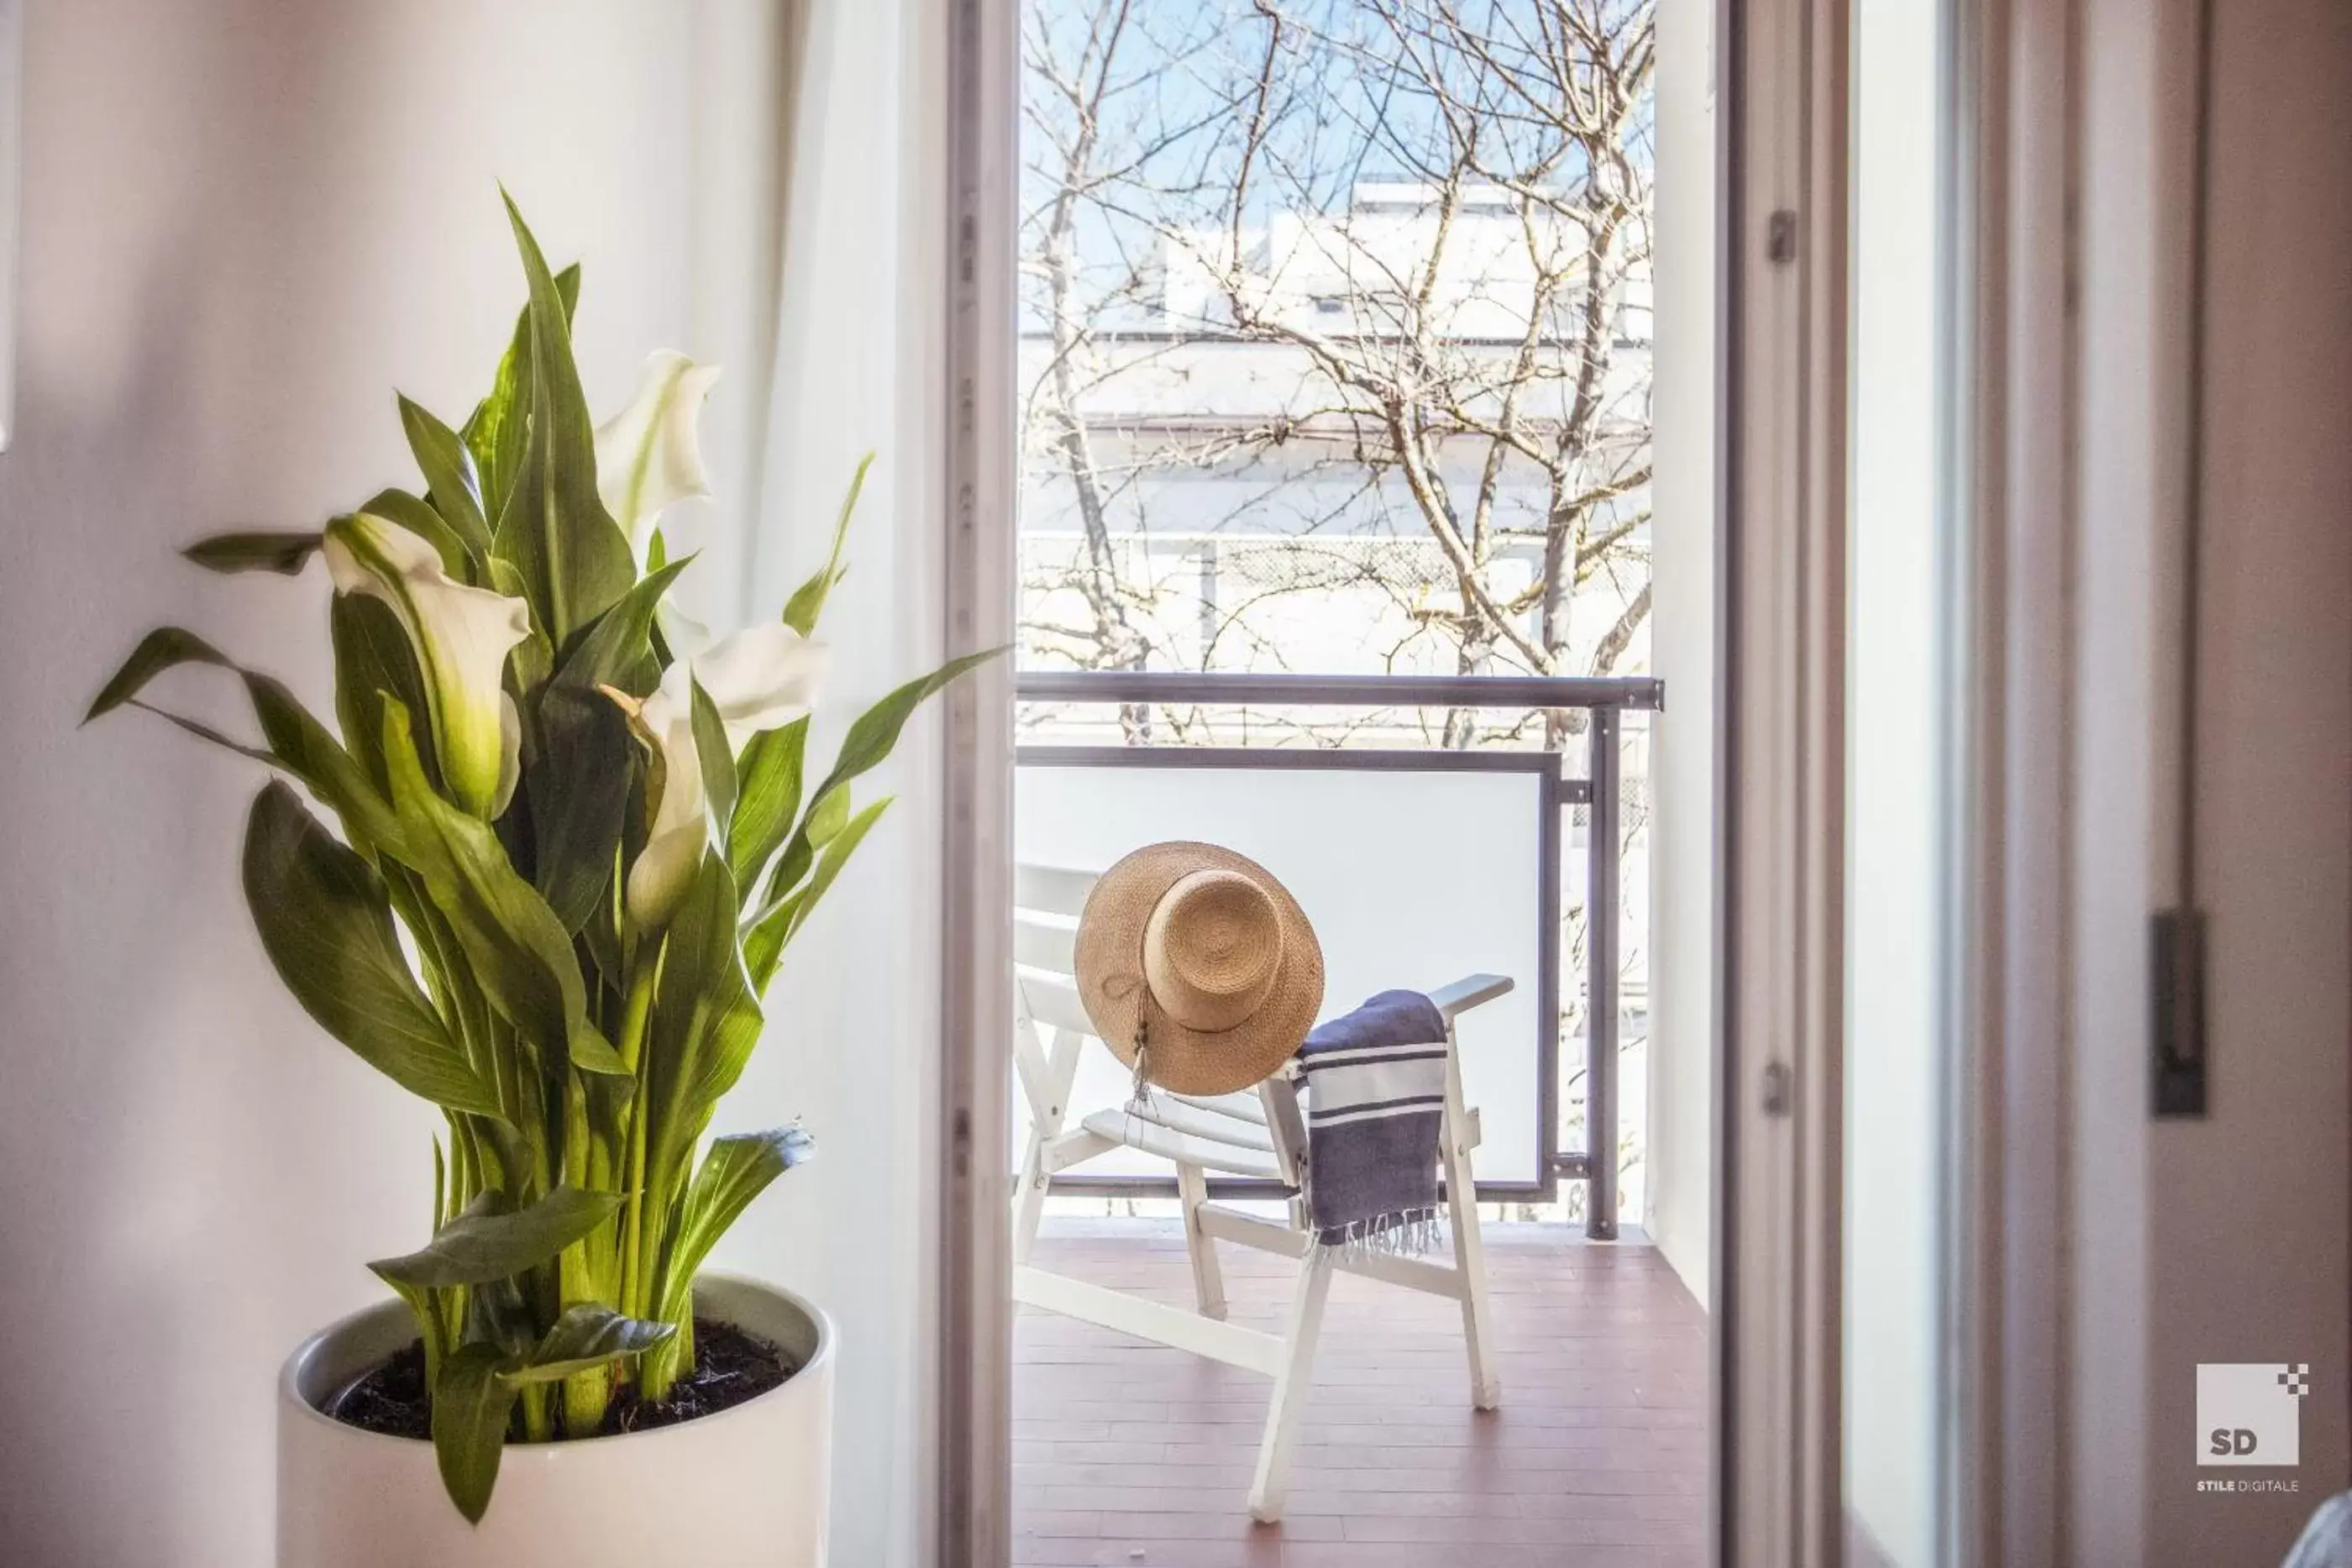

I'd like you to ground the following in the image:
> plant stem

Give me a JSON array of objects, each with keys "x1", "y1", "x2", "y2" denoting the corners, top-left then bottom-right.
[
  {"x1": 615, "y1": 955, "x2": 660, "y2": 1323},
  {"x1": 558, "y1": 1072, "x2": 611, "y2": 1430},
  {"x1": 520, "y1": 1384, "x2": 553, "y2": 1445}
]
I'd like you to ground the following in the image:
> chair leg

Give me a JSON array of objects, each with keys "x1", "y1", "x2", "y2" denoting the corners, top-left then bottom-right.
[
  {"x1": 1176, "y1": 1161, "x2": 1226, "y2": 1319},
  {"x1": 1441, "y1": 1034, "x2": 1502, "y2": 1410},
  {"x1": 1011, "y1": 1148, "x2": 1050, "y2": 1266},
  {"x1": 1011, "y1": 1026, "x2": 1082, "y2": 1267},
  {"x1": 1447, "y1": 1181, "x2": 1502, "y2": 1409},
  {"x1": 1247, "y1": 1246, "x2": 1335, "y2": 1523}
]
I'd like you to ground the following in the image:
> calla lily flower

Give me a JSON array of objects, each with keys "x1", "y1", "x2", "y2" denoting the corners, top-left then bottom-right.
[
  {"x1": 612, "y1": 623, "x2": 827, "y2": 931},
  {"x1": 322, "y1": 511, "x2": 532, "y2": 818},
  {"x1": 596, "y1": 351, "x2": 722, "y2": 554}
]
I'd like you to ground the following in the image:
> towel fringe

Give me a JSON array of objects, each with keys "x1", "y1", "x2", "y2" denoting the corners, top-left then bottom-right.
[{"x1": 1316, "y1": 1206, "x2": 1446, "y2": 1263}]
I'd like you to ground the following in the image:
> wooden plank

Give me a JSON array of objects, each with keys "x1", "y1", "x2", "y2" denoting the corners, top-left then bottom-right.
[
  {"x1": 1011, "y1": 1221, "x2": 1712, "y2": 1549},
  {"x1": 1013, "y1": 1265, "x2": 1287, "y2": 1377}
]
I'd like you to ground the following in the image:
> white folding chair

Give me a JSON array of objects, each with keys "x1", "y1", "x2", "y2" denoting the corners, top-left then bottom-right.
[{"x1": 1009, "y1": 861, "x2": 1512, "y2": 1521}]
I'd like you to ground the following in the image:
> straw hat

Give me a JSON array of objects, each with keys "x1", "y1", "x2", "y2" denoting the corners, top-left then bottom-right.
[{"x1": 1073, "y1": 842, "x2": 1325, "y2": 1098}]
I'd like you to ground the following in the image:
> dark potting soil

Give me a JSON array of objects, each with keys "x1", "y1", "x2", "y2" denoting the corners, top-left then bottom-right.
[{"x1": 327, "y1": 1318, "x2": 794, "y2": 1441}]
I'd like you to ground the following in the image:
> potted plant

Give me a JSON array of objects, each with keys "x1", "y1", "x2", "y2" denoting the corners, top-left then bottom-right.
[{"x1": 86, "y1": 197, "x2": 990, "y2": 1565}]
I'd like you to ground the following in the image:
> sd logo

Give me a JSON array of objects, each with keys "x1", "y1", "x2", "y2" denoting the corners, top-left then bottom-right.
[{"x1": 2196, "y1": 1365, "x2": 2308, "y2": 1468}]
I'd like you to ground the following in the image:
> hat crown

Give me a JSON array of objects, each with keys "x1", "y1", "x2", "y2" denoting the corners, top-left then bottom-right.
[{"x1": 1142, "y1": 868, "x2": 1283, "y2": 1031}]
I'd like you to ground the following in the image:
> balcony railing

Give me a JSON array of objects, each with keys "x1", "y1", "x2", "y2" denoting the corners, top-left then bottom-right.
[{"x1": 1013, "y1": 669, "x2": 1664, "y2": 1240}]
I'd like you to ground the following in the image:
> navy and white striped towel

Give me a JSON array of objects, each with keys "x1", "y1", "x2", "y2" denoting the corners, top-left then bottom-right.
[{"x1": 1297, "y1": 989, "x2": 1448, "y2": 1254}]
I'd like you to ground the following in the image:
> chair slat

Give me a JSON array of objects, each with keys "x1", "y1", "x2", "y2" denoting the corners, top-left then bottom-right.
[
  {"x1": 1134, "y1": 1093, "x2": 1281, "y2": 1156},
  {"x1": 1012, "y1": 913, "x2": 1077, "y2": 975},
  {"x1": 1076, "y1": 1109, "x2": 1288, "y2": 1182},
  {"x1": 1015, "y1": 863, "x2": 1098, "y2": 918},
  {"x1": 1168, "y1": 1089, "x2": 1270, "y2": 1126},
  {"x1": 1015, "y1": 969, "x2": 1096, "y2": 1036}
]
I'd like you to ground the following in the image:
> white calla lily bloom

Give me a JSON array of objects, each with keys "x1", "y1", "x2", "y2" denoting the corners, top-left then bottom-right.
[
  {"x1": 596, "y1": 350, "x2": 722, "y2": 554},
  {"x1": 615, "y1": 623, "x2": 827, "y2": 931},
  {"x1": 322, "y1": 511, "x2": 532, "y2": 818}
]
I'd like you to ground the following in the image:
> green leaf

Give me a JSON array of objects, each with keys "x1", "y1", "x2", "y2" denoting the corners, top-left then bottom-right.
[
  {"x1": 800, "y1": 648, "x2": 1002, "y2": 832},
  {"x1": 523, "y1": 682, "x2": 633, "y2": 933},
  {"x1": 358, "y1": 487, "x2": 471, "y2": 582},
  {"x1": 744, "y1": 794, "x2": 892, "y2": 996},
  {"x1": 379, "y1": 699, "x2": 628, "y2": 1077},
  {"x1": 84, "y1": 627, "x2": 231, "y2": 722},
  {"x1": 655, "y1": 1128, "x2": 816, "y2": 1324},
  {"x1": 499, "y1": 1303, "x2": 675, "y2": 1386},
  {"x1": 370, "y1": 1187, "x2": 623, "y2": 1289},
  {"x1": 643, "y1": 855, "x2": 759, "y2": 1198},
  {"x1": 241, "y1": 784, "x2": 502, "y2": 1117},
  {"x1": 555, "y1": 555, "x2": 693, "y2": 700},
  {"x1": 86, "y1": 627, "x2": 404, "y2": 860},
  {"x1": 491, "y1": 194, "x2": 635, "y2": 650},
  {"x1": 465, "y1": 262, "x2": 580, "y2": 530},
  {"x1": 802, "y1": 781, "x2": 851, "y2": 849},
  {"x1": 727, "y1": 717, "x2": 806, "y2": 894},
  {"x1": 689, "y1": 678, "x2": 737, "y2": 847},
  {"x1": 764, "y1": 832, "x2": 814, "y2": 918},
  {"x1": 515, "y1": 559, "x2": 695, "y2": 933},
  {"x1": 432, "y1": 1342, "x2": 522, "y2": 1524},
  {"x1": 181, "y1": 532, "x2": 324, "y2": 575},
  {"x1": 332, "y1": 595, "x2": 436, "y2": 796},
  {"x1": 748, "y1": 649, "x2": 995, "y2": 915},
  {"x1": 398, "y1": 396, "x2": 495, "y2": 565},
  {"x1": 780, "y1": 454, "x2": 871, "y2": 636}
]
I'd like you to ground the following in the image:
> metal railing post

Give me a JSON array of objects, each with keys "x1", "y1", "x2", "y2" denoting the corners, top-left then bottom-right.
[{"x1": 1586, "y1": 706, "x2": 1621, "y2": 1240}]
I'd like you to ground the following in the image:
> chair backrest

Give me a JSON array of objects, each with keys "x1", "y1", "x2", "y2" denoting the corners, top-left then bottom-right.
[{"x1": 1011, "y1": 863, "x2": 1095, "y2": 1036}]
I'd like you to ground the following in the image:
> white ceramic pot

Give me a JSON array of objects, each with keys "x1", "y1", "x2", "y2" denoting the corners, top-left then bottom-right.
[{"x1": 278, "y1": 1272, "x2": 834, "y2": 1568}]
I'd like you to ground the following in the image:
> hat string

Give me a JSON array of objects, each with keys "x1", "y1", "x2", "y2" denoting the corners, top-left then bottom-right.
[{"x1": 1124, "y1": 1013, "x2": 1153, "y2": 1116}]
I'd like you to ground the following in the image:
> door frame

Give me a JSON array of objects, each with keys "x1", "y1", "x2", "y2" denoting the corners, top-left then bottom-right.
[
  {"x1": 933, "y1": 0, "x2": 1858, "y2": 1559},
  {"x1": 937, "y1": 0, "x2": 1021, "y2": 1562},
  {"x1": 1716, "y1": 0, "x2": 1851, "y2": 1560}
]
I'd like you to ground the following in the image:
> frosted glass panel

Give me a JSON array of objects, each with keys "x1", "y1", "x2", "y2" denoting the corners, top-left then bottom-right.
[{"x1": 1015, "y1": 763, "x2": 1546, "y2": 1183}]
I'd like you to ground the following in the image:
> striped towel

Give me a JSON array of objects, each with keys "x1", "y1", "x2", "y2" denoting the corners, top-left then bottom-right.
[{"x1": 1297, "y1": 990, "x2": 1448, "y2": 1254}]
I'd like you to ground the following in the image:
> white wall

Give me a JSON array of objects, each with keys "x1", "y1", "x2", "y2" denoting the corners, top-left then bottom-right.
[
  {"x1": 1842, "y1": 0, "x2": 1943, "y2": 1560},
  {"x1": 1645, "y1": 0, "x2": 1719, "y2": 1307},
  {"x1": 0, "y1": 8, "x2": 685, "y2": 1560},
  {"x1": 0, "y1": 3, "x2": 949, "y2": 1564}
]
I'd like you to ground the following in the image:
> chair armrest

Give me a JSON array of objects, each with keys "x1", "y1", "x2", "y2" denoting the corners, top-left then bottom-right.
[{"x1": 1427, "y1": 973, "x2": 1514, "y2": 1021}]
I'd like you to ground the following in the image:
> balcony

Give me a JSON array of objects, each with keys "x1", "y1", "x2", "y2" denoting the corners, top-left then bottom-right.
[{"x1": 1011, "y1": 672, "x2": 1701, "y2": 1565}]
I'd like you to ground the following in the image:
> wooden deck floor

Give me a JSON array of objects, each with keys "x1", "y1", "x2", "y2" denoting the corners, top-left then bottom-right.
[{"x1": 1014, "y1": 1219, "x2": 1710, "y2": 1567}]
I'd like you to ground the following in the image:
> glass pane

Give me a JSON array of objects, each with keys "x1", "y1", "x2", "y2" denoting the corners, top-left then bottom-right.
[
  {"x1": 1016, "y1": 1, "x2": 1656, "y2": 691},
  {"x1": 1009, "y1": 3, "x2": 1707, "y2": 1561}
]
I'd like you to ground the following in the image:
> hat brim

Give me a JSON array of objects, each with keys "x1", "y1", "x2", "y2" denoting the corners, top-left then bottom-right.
[{"x1": 1072, "y1": 842, "x2": 1326, "y2": 1098}]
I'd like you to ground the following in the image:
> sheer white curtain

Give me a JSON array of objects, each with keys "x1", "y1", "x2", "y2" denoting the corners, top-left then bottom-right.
[{"x1": 680, "y1": 3, "x2": 953, "y2": 1565}]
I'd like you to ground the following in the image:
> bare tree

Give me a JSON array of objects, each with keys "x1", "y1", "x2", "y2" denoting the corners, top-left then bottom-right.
[{"x1": 1019, "y1": 0, "x2": 1657, "y2": 751}]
